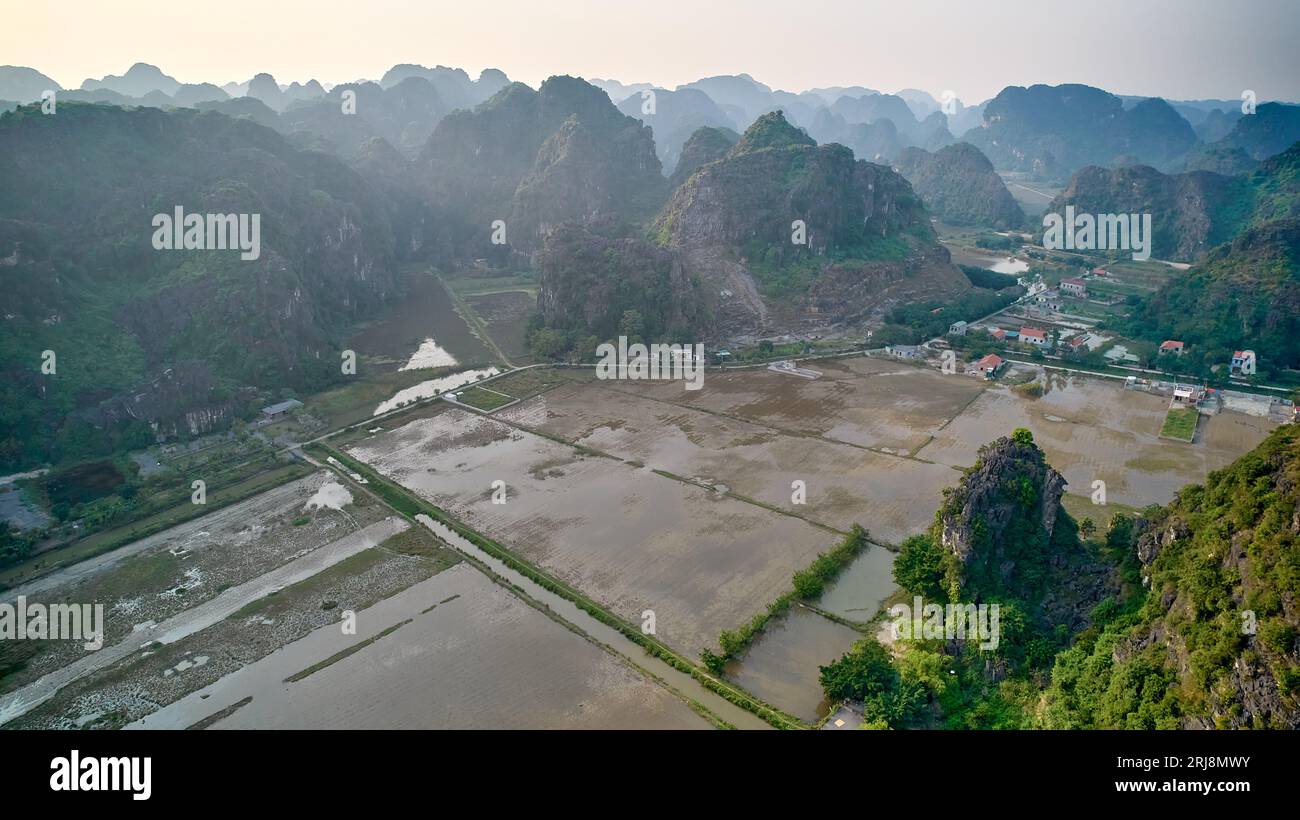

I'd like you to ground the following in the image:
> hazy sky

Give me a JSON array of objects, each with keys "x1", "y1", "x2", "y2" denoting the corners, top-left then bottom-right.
[{"x1": 5, "y1": 0, "x2": 1297, "y2": 103}]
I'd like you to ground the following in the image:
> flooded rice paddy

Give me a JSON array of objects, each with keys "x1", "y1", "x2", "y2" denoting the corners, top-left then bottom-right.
[
  {"x1": 724, "y1": 607, "x2": 862, "y2": 722},
  {"x1": 8, "y1": 356, "x2": 1278, "y2": 728},
  {"x1": 372, "y1": 366, "x2": 501, "y2": 416},
  {"x1": 132, "y1": 564, "x2": 710, "y2": 730},
  {"x1": 344, "y1": 410, "x2": 837, "y2": 658},
  {"x1": 346, "y1": 272, "x2": 493, "y2": 371}
]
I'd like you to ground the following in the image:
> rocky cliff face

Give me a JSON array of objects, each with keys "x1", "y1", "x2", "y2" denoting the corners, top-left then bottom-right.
[
  {"x1": 617, "y1": 87, "x2": 736, "y2": 176},
  {"x1": 648, "y1": 111, "x2": 969, "y2": 340},
  {"x1": 938, "y1": 433, "x2": 1066, "y2": 571},
  {"x1": 934, "y1": 432, "x2": 1115, "y2": 631},
  {"x1": 1213, "y1": 102, "x2": 1300, "y2": 161},
  {"x1": 893, "y1": 142, "x2": 1025, "y2": 229},
  {"x1": 419, "y1": 76, "x2": 666, "y2": 258},
  {"x1": 1122, "y1": 425, "x2": 1300, "y2": 728},
  {"x1": 510, "y1": 113, "x2": 665, "y2": 242},
  {"x1": 1045, "y1": 163, "x2": 1245, "y2": 261}
]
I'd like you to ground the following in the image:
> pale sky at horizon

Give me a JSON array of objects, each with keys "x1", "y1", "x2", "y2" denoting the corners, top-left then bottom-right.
[{"x1": 4, "y1": 0, "x2": 1298, "y2": 103}]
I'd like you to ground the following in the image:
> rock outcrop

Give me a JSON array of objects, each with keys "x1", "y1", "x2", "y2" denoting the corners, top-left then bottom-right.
[
  {"x1": 419, "y1": 75, "x2": 666, "y2": 258},
  {"x1": 965, "y1": 84, "x2": 1196, "y2": 179},
  {"x1": 893, "y1": 143, "x2": 1025, "y2": 229},
  {"x1": 649, "y1": 110, "x2": 969, "y2": 340},
  {"x1": 668, "y1": 126, "x2": 738, "y2": 189}
]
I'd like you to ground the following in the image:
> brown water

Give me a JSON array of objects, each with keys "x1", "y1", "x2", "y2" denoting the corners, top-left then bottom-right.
[
  {"x1": 410, "y1": 517, "x2": 772, "y2": 729},
  {"x1": 817, "y1": 545, "x2": 898, "y2": 623},
  {"x1": 345, "y1": 411, "x2": 834, "y2": 660},
  {"x1": 915, "y1": 376, "x2": 1274, "y2": 508},
  {"x1": 724, "y1": 607, "x2": 861, "y2": 722},
  {"x1": 347, "y1": 272, "x2": 493, "y2": 371},
  {"x1": 515, "y1": 380, "x2": 960, "y2": 543},
  {"x1": 129, "y1": 563, "x2": 713, "y2": 730}
]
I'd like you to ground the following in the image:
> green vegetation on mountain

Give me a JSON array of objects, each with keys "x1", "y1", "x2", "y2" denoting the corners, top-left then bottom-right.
[
  {"x1": 893, "y1": 142, "x2": 1026, "y2": 229},
  {"x1": 655, "y1": 111, "x2": 935, "y2": 262},
  {"x1": 529, "y1": 222, "x2": 707, "y2": 360},
  {"x1": 1044, "y1": 424, "x2": 1300, "y2": 728},
  {"x1": 1045, "y1": 165, "x2": 1248, "y2": 261},
  {"x1": 667, "y1": 125, "x2": 738, "y2": 189},
  {"x1": 528, "y1": 109, "x2": 968, "y2": 345},
  {"x1": 822, "y1": 425, "x2": 1300, "y2": 729},
  {"x1": 420, "y1": 76, "x2": 666, "y2": 259},
  {"x1": 1045, "y1": 140, "x2": 1300, "y2": 263},
  {"x1": 0, "y1": 102, "x2": 401, "y2": 470},
  {"x1": 966, "y1": 84, "x2": 1196, "y2": 179},
  {"x1": 1118, "y1": 217, "x2": 1300, "y2": 374},
  {"x1": 1214, "y1": 102, "x2": 1300, "y2": 161}
]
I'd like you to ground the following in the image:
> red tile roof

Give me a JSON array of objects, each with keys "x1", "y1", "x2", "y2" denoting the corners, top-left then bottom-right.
[
  {"x1": 1020, "y1": 326, "x2": 1047, "y2": 339},
  {"x1": 977, "y1": 354, "x2": 1003, "y2": 369}
]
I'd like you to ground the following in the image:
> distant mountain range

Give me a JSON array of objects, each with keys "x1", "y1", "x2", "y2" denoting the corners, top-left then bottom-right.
[
  {"x1": 3, "y1": 61, "x2": 1299, "y2": 468},
  {"x1": 6, "y1": 62, "x2": 1297, "y2": 183}
]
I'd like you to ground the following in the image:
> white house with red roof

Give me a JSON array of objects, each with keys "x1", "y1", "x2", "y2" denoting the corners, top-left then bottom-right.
[
  {"x1": 1019, "y1": 326, "x2": 1048, "y2": 346},
  {"x1": 1159, "y1": 340, "x2": 1185, "y2": 356}
]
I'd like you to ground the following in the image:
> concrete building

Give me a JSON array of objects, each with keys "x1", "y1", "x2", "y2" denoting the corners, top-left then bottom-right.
[
  {"x1": 886, "y1": 344, "x2": 925, "y2": 360},
  {"x1": 260, "y1": 398, "x2": 303, "y2": 422},
  {"x1": 1060, "y1": 277, "x2": 1088, "y2": 298},
  {"x1": 1019, "y1": 326, "x2": 1048, "y2": 346}
]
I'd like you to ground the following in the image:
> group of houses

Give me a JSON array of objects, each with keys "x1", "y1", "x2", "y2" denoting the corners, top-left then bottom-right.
[
  {"x1": 1159, "y1": 342, "x2": 1258, "y2": 376},
  {"x1": 986, "y1": 325, "x2": 1050, "y2": 348}
]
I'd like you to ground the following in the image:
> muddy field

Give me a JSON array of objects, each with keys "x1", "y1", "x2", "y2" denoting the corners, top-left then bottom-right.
[
  {"x1": 914, "y1": 373, "x2": 1275, "y2": 508},
  {"x1": 536, "y1": 360, "x2": 1272, "y2": 519},
  {"x1": 464, "y1": 290, "x2": 534, "y2": 362},
  {"x1": 346, "y1": 272, "x2": 493, "y2": 370},
  {"x1": 8, "y1": 541, "x2": 445, "y2": 729},
  {"x1": 345, "y1": 410, "x2": 838, "y2": 656},
  {"x1": 498, "y1": 380, "x2": 956, "y2": 543},
  {"x1": 0, "y1": 472, "x2": 394, "y2": 699},
  {"x1": 595, "y1": 356, "x2": 986, "y2": 455},
  {"x1": 132, "y1": 563, "x2": 709, "y2": 730},
  {"x1": 13, "y1": 356, "x2": 1274, "y2": 730}
]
